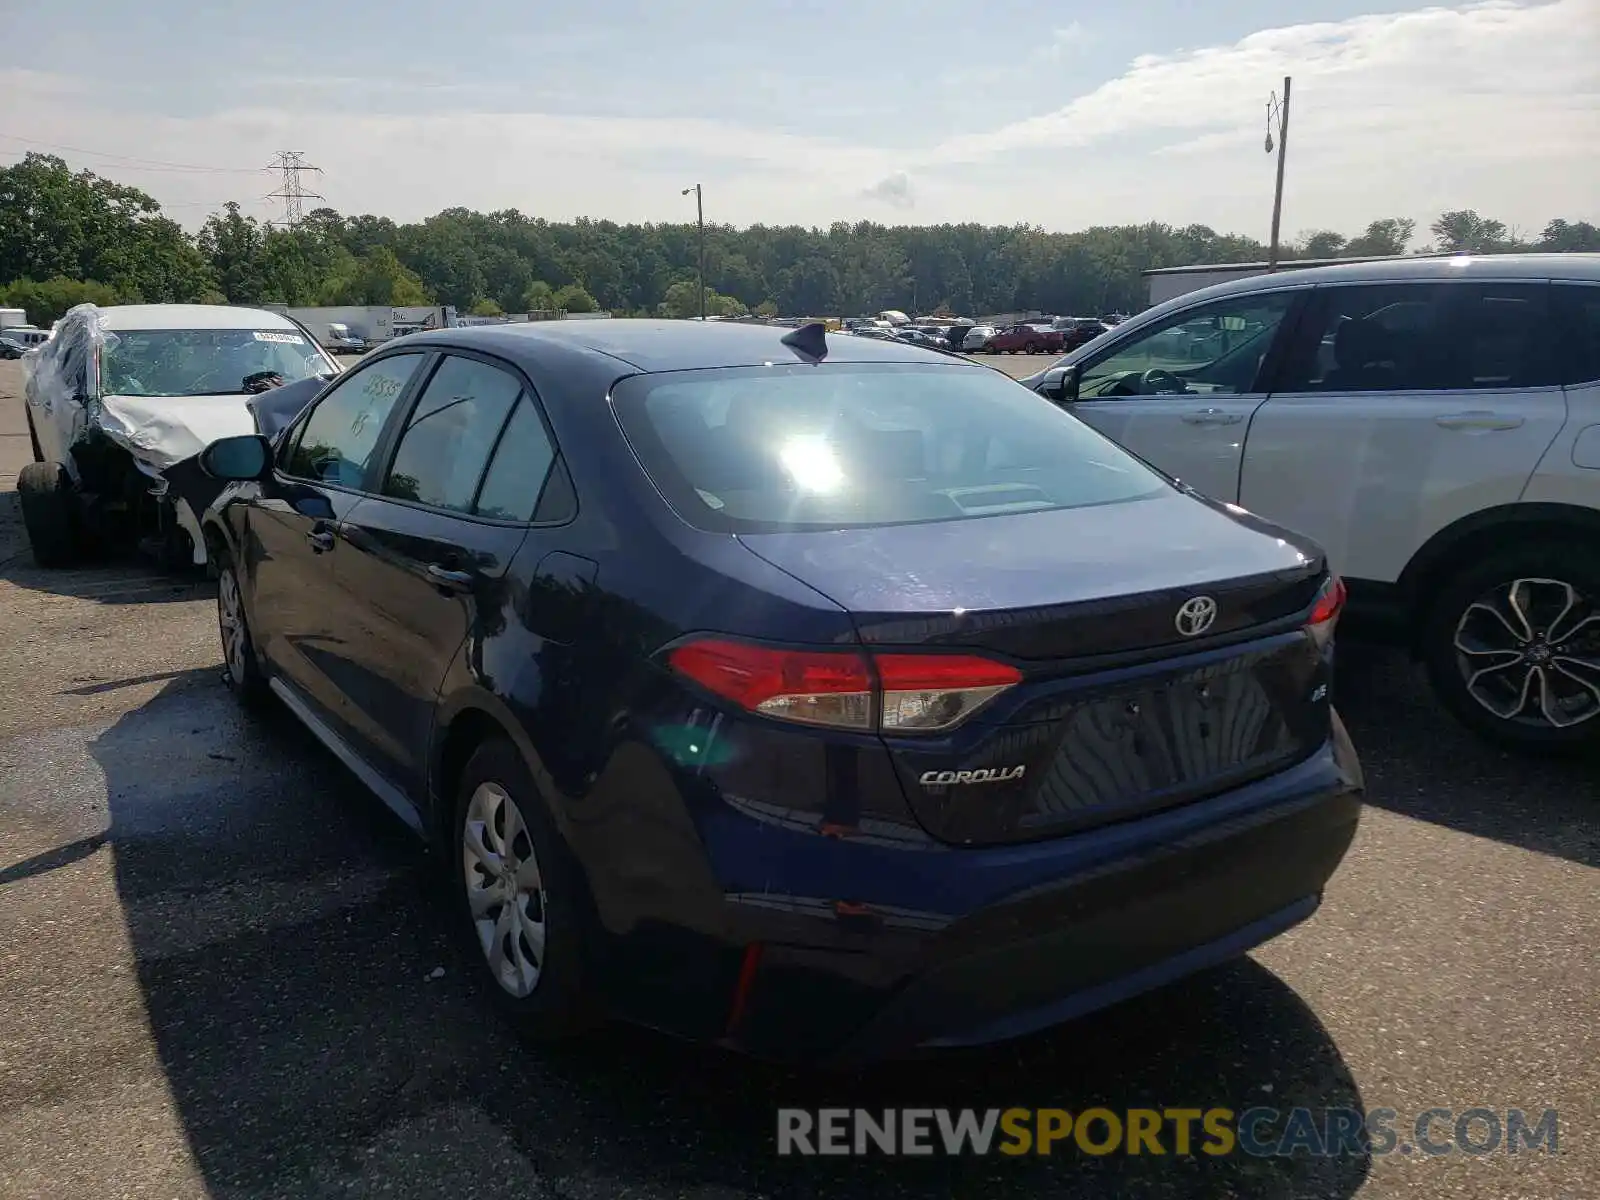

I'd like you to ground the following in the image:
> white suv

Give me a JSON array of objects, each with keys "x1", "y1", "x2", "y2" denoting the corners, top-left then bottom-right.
[{"x1": 1023, "y1": 253, "x2": 1600, "y2": 751}]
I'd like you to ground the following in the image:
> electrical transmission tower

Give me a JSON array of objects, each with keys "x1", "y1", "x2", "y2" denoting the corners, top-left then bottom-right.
[{"x1": 266, "y1": 151, "x2": 325, "y2": 228}]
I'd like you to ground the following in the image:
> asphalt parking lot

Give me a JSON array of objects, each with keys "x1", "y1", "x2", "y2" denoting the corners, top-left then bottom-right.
[{"x1": 0, "y1": 354, "x2": 1595, "y2": 1199}]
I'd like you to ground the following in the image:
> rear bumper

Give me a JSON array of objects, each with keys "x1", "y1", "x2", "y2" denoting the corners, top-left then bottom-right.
[{"x1": 602, "y1": 712, "x2": 1362, "y2": 1063}]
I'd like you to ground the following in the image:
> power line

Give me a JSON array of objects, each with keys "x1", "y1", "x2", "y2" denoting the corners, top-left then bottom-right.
[
  {"x1": 0, "y1": 131, "x2": 268, "y2": 174},
  {"x1": 265, "y1": 151, "x2": 326, "y2": 228}
]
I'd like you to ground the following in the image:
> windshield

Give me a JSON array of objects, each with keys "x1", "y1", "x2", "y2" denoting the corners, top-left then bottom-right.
[
  {"x1": 613, "y1": 362, "x2": 1167, "y2": 534},
  {"x1": 101, "y1": 328, "x2": 330, "y2": 397}
]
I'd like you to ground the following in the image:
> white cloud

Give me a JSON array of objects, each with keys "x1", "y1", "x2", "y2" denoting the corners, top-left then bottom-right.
[
  {"x1": 2, "y1": 1, "x2": 1595, "y2": 239},
  {"x1": 862, "y1": 172, "x2": 916, "y2": 210}
]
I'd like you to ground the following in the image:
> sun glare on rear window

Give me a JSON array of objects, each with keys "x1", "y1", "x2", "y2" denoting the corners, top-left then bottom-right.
[{"x1": 612, "y1": 363, "x2": 1166, "y2": 534}]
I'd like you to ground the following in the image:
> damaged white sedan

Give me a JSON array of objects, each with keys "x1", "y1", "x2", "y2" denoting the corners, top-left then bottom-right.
[{"x1": 19, "y1": 303, "x2": 341, "y2": 568}]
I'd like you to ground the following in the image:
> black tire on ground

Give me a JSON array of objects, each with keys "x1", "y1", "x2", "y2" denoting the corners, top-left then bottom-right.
[
  {"x1": 449, "y1": 738, "x2": 598, "y2": 1039},
  {"x1": 16, "y1": 461, "x2": 80, "y2": 568},
  {"x1": 1420, "y1": 540, "x2": 1600, "y2": 754},
  {"x1": 213, "y1": 544, "x2": 271, "y2": 707}
]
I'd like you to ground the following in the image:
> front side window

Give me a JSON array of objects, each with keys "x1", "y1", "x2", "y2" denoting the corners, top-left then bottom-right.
[
  {"x1": 283, "y1": 353, "x2": 421, "y2": 487},
  {"x1": 1076, "y1": 292, "x2": 1295, "y2": 399},
  {"x1": 381, "y1": 355, "x2": 522, "y2": 513},
  {"x1": 613, "y1": 362, "x2": 1167, "y2": 534}
]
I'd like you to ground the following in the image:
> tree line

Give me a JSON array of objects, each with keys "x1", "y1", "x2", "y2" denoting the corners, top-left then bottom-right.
[{"x1": 1, "y1": 152, "x2": 1595, "y2": 329}]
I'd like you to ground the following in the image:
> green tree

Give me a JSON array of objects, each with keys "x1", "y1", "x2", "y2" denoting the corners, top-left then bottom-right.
[
  {"x1": 1538, "y1": 219, "x2": 1600, "y2": 252},
  {"x1": 1344, "y1": 218, "x2": 1415, "y2": 257},
  {"x1": 0, "y1": 277, "x2": 123, "y2": 326},
  {"x1": 522, "y1": 280, "x2": 557, "y2": 311},
  {"x1": 1298, "y1": 230, "x2": 1347, "y2": 258},
  {"x1": 552, "y1": 283, "x2": 598, "y2": 312},
  {"x1": 469, "y1": 298, "x2": 504, "y2": 316},
  {"x1": 0, "y1": 153, "x2": 213, "y2": 301},
  {"x1": 1430, "y1": 210, "x2": 1507, "y2": 254}
]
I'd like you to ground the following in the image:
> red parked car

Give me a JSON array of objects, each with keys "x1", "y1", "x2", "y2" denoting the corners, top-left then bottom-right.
[{"x1": 983, "y1": 323, "x2": 1065, "y2": 354}]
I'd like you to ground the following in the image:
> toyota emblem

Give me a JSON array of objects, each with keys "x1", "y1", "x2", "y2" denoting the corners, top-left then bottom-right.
[{"x1": 1175, "y1": 595, "x2": 1218, "y2": 637}]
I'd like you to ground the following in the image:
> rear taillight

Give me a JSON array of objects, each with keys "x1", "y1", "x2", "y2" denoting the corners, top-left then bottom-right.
[
  {"x1": 1307, "y1": 575, "x2": 1346, "y2": 649},
  {"x1": 875, "y1": 653, "x2": 1023, "y2": 732},
  {"x1": 666, "y1": 638, "x2": 1021, "y2": 734}
]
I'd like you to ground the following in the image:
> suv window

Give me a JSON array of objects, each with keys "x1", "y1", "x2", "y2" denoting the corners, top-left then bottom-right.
[
  {"x1": 382, "y1": 354, "x2": 522, "y2": 513},
  {"x1": 1554, "y1": 283, "x2": 1600, "y2": 385},
  {"x1": 283, "y1": 353, "x2": 421, "y2": 487},
  {"x1": 1076, "y1": 292, "x2": 1294, "y2": 398},
  {"x1": 474, "y1": 398, "x2": 559, "y2": 522},
  {"x1": 1280, "y1": 282, "x2": 1557, "y2": 393}
]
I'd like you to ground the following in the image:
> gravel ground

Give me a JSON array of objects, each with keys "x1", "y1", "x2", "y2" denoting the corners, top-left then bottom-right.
[{"x1": 0, "y1": 356, "x2": 1595, "y2": 1200}]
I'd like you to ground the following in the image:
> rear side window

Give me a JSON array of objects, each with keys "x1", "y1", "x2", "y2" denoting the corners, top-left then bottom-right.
[
  {"x1": 1554, "y1": 284, "x2": 1600, "y2": 385},
  {"x1": 284, "y1": 353, "x2": 421, "y2": 487},
  {"x1": 613, "y1": 362, "x2": 1167, "y2": 534},
  {"x1": 383, "y1": 355, "x2": 521, "y2": 513},
  {"x1": 1280, "y1": 282, "x2": 1556, "y2": 392},
  {"x1": 474, "y1": 399, "x2": 560, "y2": 522}
]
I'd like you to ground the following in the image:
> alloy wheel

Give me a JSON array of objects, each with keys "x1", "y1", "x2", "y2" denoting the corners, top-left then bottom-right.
[
  {"x1": 217, "y1": 566, "x2": 248, "y2": 683},
  {"x1": 1452, "y1": 576, "x2": 1600, "y2": 729},
  {"x1": 461, "y1": 781, "x2": 547, "y2": 998}
]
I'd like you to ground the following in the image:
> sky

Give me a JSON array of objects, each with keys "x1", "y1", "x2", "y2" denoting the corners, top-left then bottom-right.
[{"x1": 1, "y1": 0, "x2": 1596, "y2": 245}]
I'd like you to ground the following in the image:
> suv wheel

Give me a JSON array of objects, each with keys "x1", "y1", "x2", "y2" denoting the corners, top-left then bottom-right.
[
  {"x1": 449, "y1": 739, "x2": 595, "y2": 1037},
  {"x1": 1422, "y1": 543, "x2": 1600, "y2": 751}
]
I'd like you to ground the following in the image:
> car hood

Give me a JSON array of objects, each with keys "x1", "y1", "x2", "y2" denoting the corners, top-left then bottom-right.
[
  {"x1": 97, "y1": 393, "x2": 259, "y2": 471},
  {"x1": 735, "y1": 488, "x2": 1319, "y2": 617}
]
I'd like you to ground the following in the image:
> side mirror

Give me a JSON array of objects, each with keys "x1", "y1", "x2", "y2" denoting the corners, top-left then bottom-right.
[
  {"x1": 1041, "y1": 364, "x2": 1081, "y2": 404},
  {"x1": 200, "y1": 434, "x2": 273, "y2": 481}
]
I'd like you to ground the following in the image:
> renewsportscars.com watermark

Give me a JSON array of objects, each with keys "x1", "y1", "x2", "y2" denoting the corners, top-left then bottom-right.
[{"x1": 776, "y1": 1107, "x2": 1560, "y2": 1158}]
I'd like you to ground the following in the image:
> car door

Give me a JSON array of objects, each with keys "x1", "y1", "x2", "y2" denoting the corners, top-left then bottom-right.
[
  {"x1": 246, "y1": 351, "x2": 425, "y2": 732},
  {"x1": 1065, "y1": 288, "x2": 1302, "y2": 501},
  {"x1": 1239, "y1": 280, "x2": 1567, "y2": 582},
  {"x1": 331, "y1": 351, "x2": 565, "y2": 791}
]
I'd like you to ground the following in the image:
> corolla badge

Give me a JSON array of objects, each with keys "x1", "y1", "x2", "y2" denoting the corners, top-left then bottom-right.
[
  {"x1": 919, "y1": 766, "x2": 1026, "y2": 787},
  {"x1": 1175, "y1": 595, "x2": 1218, "y2": 637}
]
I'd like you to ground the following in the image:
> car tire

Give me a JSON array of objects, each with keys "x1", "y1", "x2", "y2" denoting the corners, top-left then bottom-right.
[
  {"x1": 213, "y1": 546, "x2": 270, "y2": 707},
  {"x1": 24, "y1": 408, "x2": 43, "y2": 463},
  {"x1": 1024, "y1": 342, "x2": 1039, "y2": 354},
  {"x1": 1420, "y1": 541, "x2": 1600, "y2": 753},
  {"x1": 16, "y1": 461, "x2": 81, "y2": 568},
  {"x1": 449, "y1": 738, "x2": 597, "y2": 1039}
]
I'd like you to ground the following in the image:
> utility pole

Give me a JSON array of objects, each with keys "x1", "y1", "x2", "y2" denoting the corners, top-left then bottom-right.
[
  {"x1": 267, "y1": 151, "x2": 325, "y2": 229},
  {"x1": 1265, "y1": 77, "x2": 1291, "y2": 271},
  {"x1": 681, "y1": 183, "x2": 706, "y2": 319}
]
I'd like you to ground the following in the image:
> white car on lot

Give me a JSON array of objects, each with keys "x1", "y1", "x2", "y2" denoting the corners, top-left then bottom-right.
[
  {"x1": 20, "y1": 303, "x2": 340, "y2": 568},
  {"x1": 1023, "y1": 253, "x2": 1600, "y2": 751}
]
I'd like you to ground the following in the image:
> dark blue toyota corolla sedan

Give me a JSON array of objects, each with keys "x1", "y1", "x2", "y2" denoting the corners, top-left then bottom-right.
[{"x1": 197, "y1": 319, "x2": 1363, "y2": 1063}]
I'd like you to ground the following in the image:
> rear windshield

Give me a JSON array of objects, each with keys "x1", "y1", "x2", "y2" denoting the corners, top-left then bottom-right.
[{"x1": 612, "y1": 362, "x2": 1167, "y2": 533}]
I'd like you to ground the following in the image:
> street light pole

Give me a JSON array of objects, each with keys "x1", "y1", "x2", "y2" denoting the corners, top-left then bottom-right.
[
  {"x1": 681, "y1": 183, "x2": 706, "y2": 320},
  {"x1": 1265, "y1": 76, "x2": 1292, "y2": 271}
]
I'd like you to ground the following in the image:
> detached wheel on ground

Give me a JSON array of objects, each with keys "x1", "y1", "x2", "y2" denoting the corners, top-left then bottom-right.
[
  {"x1": 1421, "y1": 542, "x2": 1600, "y2": 753},
  {"x1": 449, "y1": 738, "x2": 595, "y2": 1038},
  {"x1": 214, "y1": 547, "x2": 269, "y2": 706},
  {"x1": 16, "y1": 461, "x2": 81, "y2": 568}
]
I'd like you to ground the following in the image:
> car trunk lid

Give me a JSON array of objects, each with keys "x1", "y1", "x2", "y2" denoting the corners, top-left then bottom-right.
[{"x1": 737, "y1": 492, "x2": 1332, "y2": 845}]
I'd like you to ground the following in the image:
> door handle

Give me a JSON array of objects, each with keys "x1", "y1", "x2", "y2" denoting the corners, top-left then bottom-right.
[
  {"x1": 306, "y1": 523, "x2": 335, "y2": 553},
  {"x1": 1181, "y1": 408, "x2": 1244, "y2": 425},
  {"x1": 426, "y1": 563, "x2": 474, "y2": 590},
  {"x1": 1435, "y1": 411, "x2": 1524, "y2": 431}
]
